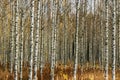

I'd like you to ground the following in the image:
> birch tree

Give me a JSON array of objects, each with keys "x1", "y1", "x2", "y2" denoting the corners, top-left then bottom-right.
[
  {"x1": 10, "y1": 0, "x2": 15, "y2": 74},
  {"x1": 19, "y1": 2, "x2": 24, "y2": 80},
  {"x1": 19, "y1": 1, "x2": 31, "y2": 79},
  {"x1": 51, "y1": 0, "x2": 57, "y2": 80},
  {"x1": 74, "y1": 0, "x2": 79, "y2": 80},
  {"x1": 112, "y1": 0, "x2": 116, "y2": 80},
  {"x1": 63, "y1": 0, "x2": 67, "y2": 68},
  {"x1": 33, "y1": 0, "x2": 40, "y2": 80},
  {"x1": 19, "y1": 8, "x2": 24, "y2": 80},
  {"x1": 14, "y1": 0, "x2": 19, "y2": 80},
  {"x1": 105, "y1": 0, "x2": 109, "y2": 80},
  {"x1": 29, "y1": 0, "x2": 34, "y2": 80},
  {"x1": 119, "y1": 0, "x2": 120, "y2": 68}
]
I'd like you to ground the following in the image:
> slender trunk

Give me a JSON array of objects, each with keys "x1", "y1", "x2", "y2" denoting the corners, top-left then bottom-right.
[
  {"x1": 100, "y1": 0, "x2": 104, "y2": 70},
  {"x1": 63, "y1": 10, "x2": 67, "y2": 67},
  {"x1": 10, "y1": 3, "x2": 14, "y2": 74},
  {"x1": 20, "y1": 9, "x2": 24, "y2": 80},
  {"x1": 51, "y1": 0, "x2": 57, "y2": 80},
  {"x1": 14, "y1": 0, "x2": 19, "y2": 80},
  {"x1": 40, "y1": 1, "x2": 44, "y2": 79},
  {"x1": 89, "y1": 0, "x2": 93, "y2": 67},
  {"x1": 29, "y1": 0, "x2": 34, "y2": 80},
  {"x1": 118, "y1": 0, "x2": 120, "y2": 67},
  {"x1": 74, "y1": 0, "x2": 79, "y2": 80},
  {"x1": 112, "y1": 0, "x2": 116, "y2": 80},
  {"x1": 105, "y1": 0, "x2": 109, "y2": 80},
  {"x1": 33, "y1": 0, "x2": 40, "y2": 80}
]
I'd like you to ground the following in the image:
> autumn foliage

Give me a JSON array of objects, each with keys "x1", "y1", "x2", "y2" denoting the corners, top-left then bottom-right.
[{"x1": 0, "y1": 62, "x2": 120, "y2": 80}]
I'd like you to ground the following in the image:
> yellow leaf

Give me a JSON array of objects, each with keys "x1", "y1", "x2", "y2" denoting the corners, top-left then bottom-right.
[{"x1": 63, "y1": 74, "x2": 68, "y2": 80}]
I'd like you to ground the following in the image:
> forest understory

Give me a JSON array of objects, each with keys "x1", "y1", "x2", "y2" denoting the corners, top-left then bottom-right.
[
  {"x1": 0, "y1": 0, "x2": 120, "y2": 80},
  {"x1": 0, "y1": 62, "x2": 120, "y2": 80}
]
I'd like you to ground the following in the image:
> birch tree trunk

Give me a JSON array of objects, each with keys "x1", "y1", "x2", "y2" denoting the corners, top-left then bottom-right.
[
  {"x1": 10, "y1": 2, "x2": 14, "y2": 74},
  {"x1": 51, "y1": 0, "x2": 57, "y2": 80},
  {"x1": 20, "y1": 9, "x2": 24, "y2": 80},
  {"x1": 63, "y1": 2, "x2": 67, "y2": 67},
  {"x1": 112, "y1": 0, "x2": 116, "y2": 80},
  {"x1": 105, "y1": 0, "x2": 109, "y2": 80},
  {"x1": 14, "y1": 0, "x2": 19, "y2": 80},
  {"x1": 118, "y1": 0, "x2": 120, "y2": 67},
  {"x1": 29, "y1": 0, "x2": 34, "y2": 80},
  {"x1": 74, "y1": 0, "x2": 79, "y2": 80},
  {"x1": 40, "y1": 1, "x2": 44, "y2": 79},
  {"x1": 33, "y1": 0, "x2": 40, "y2": 80}
]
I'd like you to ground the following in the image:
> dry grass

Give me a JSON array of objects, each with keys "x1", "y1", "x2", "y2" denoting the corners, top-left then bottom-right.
[{"x1": 0, "y1": 63, "x2": 120, "y2": 80}]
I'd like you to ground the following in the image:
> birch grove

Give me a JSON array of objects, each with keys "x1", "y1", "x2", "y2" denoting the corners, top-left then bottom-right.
[{"x1": 0, "y1": 0, "x2": 119, "y2": 80}]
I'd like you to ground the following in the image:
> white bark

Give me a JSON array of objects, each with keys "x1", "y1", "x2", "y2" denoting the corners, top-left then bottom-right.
[
  {"x1": 74, "y1": 0, "x2": 79, "y2": 80},
  {"x1": 20, "y1": 9, "x2": 24, "y2": 80},
  {"x1": 10, "y1": 3, "x2": 14, "y2": 74},
  {"x1": 112, "y1": 0, "x2": 116, "y2": 80},
  {"x1": 119, "y1": 0, "x2": 120, "y2": 68},
  {"x1": 51, "y1": 0, "x2": 57, "y2": 80},
  {"x1": 105, "y1": 0, "x2": 109, "y2": 80},
  {"x1": 33, "y1": 0, "x2": 40, "y2": 80},
  {"x1": 29, "y1": 0, "x2": 34, "y2": 80},
  {"x1": 14, "y1": 0, "x2": 19, "y2": 80}
]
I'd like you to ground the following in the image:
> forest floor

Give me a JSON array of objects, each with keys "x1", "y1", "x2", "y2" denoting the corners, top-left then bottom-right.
[{"x1": 0, "y1": 63, "x2": 120, "y2": 80}]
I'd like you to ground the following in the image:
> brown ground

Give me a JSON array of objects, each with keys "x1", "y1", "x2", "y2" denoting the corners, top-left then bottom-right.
[{"x1": 0, "y1": 63, "x2": 120, "y2": 80}]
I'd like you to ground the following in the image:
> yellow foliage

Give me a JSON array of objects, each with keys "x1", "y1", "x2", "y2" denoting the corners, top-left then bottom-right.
[
  {"x1": 63, "y1": 74, "x2": 68, "y2": 80},
  {"x1": 89, "y1": 74, "x2": 94, "y2": 80}
]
